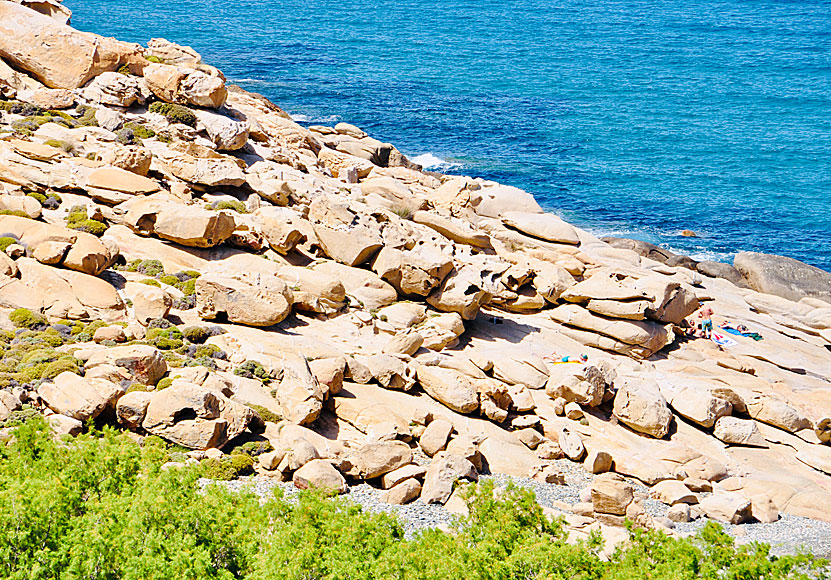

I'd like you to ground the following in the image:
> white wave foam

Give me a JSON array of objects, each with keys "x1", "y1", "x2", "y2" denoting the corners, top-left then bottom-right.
[
  {"x1": 411, "y1": 153, "x2": 461, "y2": 170},
  {"x1": 290, "y1": 113, "x2": 339, "y2": 124},
  {"x1": 229, "y1": 78, "x2": 266, "y2": 84}
]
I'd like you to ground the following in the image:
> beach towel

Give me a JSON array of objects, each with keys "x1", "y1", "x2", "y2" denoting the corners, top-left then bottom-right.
[
  {"x1": 721, "y1": 325, "x2": 764, "y2": 341},
  {"x1": 711, "y1": 330, "x2": 738, "y2": 348}
]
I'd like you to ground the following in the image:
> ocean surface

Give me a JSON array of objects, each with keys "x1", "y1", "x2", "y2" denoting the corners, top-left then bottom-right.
[{"x1": 66, "y1": 0, "x2": 831, "y2": 270}]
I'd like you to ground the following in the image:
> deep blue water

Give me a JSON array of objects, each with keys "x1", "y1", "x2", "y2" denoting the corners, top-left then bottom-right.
[{"x1": 66, "y1": 0, "x2": 831, "y2": 270}]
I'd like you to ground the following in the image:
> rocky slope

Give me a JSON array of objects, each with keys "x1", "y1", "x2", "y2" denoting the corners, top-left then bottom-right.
[{"x1": 1, "y1": 0, "x2": 830, "y2": 544}]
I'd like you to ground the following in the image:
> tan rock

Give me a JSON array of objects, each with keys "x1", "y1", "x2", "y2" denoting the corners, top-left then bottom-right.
[
  {"x1": 584, "y1": 450, "x2": 613, "y2": 474},
  {"x1": 272, "y1": 353, "x2": 324, "y2": 425},
  {"x1": 308, "y1": 357, "x2": 346, "y2": 396},
  {"x1": 546, "y1": 364, "x2": 607, "y2": 407},
  {"x1": 93, "y1": 325, "x2": 126, "y2": 343},
  {"x1": 196, "y1": 273, "x2": 293, "y2": 327},
  {"x1": 749, "y1": 494, "x2": 779, "y2": 524},
  {"x1": 471, "y1": 185, "x2": 542, "y2": 218},
  {"x1": 143, "y1": 62, "x2": 227, "y2": 108},
  {"x1": 33, "y1": 240, "x2": 69, "y2": 265},
  {"x1": 125, "y1": 281, "x2": 172, "y2": 326},
  {"x1": 557, "y1": 427, "x2": 586, "y2": 461},
  {"x1": 415, "y1": 365, "x2": 479, "y2": 414},
  {"x1": 661, "y1": 383, "x2": 732, "y2": 429},
  {"x1": 745, "y1": 394, "x2": 811, "y2": 433},
  {"x1": 38, "y1": 372, "x2": 121, "y2": 421},
  {"x1": 650, "y1": 480, "x2": 697, "y2": 505},
  {"x1": 372, "y1": 245, "x2": 453, "y2": 297},
  {"x1": 354, "y1": 441, "x2": 413, "y2": 479},
  {"x1": 612, "y1": 377, "x2": 674, "y2": 438},
  {"x1": 699, "y1": 493, "x2": 752, "y2": 524},
  {"x1": 0, "y1": 194, "x2": 41, "y2": 219},
  {"x1": 427, "y1": 265, "x2": 492, "y2": 321},
  {"x1": 502, "y1": 211, "x2": 580, "y2": 245},
  {"x1": 309, "y1": 199, "x2": 383, "y2": 266},
  {"x1": 99, "y1": 145, "x2": 152, "y2": 176},
  {"x1": 419, "y1": 418, "x2": 453, "y2": 456},
  {"x1": 115, "y1": 390, "x2": 152, "y2": 428},
  {"x1": 85, "y1": 344, "x2": 167, "y2": 385},
  {"x1": 0, "y1": 3, "x2": 140, "y2": 89},
  {"x1": 254, "y1": 207, "x2": 307, "y2": 254},
  {"x1": 293, "y1": 460, "x2": 346, "y2": 493},
  {"x1": 421, "y1": 452, "x2": 478, "y2": 505},
  {"x1": 412, "y1": 211, "x2": 491, "y2": 248},
  {"x1": 381, "y1": 478, "x2": 421, "y2": 504},
  {"x1": 713, "y1": 417, "x2": 768, "y2": 447},
  {"x1": 85, "y1": 167, "x2": 160, "y2": 200},
  {"x1": 381, "y1": 464, "x2": 427, "y2": 489},
  {"x1": 276, "y1": 265, "x2": 346, "y2": 314},
  {"x1": 591, "y1": 474, "x2": 634, "y2": 515},
  {"x1": 194, "y1": 109, "x2": 249, "y2": 151},
  {"x1": 82, "y1": 71, "x2": 142, "y2": 107},
  {"x1": 382, "y1": 331, "x2": 424, "y2": 356}
]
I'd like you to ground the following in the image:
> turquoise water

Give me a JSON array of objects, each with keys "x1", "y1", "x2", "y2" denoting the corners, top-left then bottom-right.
[{"x1": 66, "y1": 0, "x2": 831, "y2": 270}]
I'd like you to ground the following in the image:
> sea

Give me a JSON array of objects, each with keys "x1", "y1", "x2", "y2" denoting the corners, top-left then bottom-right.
[{"x1": 66, "y1": 0, "x2": 831, "y2": 270}]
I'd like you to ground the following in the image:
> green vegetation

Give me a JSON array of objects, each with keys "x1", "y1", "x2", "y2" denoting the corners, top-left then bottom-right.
[
  {"x1": 144, "y1": 54, "x2": 162, "y2": 63},
  {"x1": 155, "y1": 377, "x2": 173, "y2": 390},
  {"x1": 1, "y1": 102, "x2": 97, "y2": 135},
  {"x1": 201, "y1": 453, "x2": 255, "y2": 481},
  {"x1": 116, "y1": 121, "x2": 156, "y2": 145},
  {"x1": 117, "y1": 64, "x2": 132, "y2": 75},
  {"x1": 65, "y1": 204, "x2": 107, "y2": 236},
  {"x1": 148, "y1": 101, "x2": 197, "y2": 127},
  {"x1": 234, "y1": 360, "x2": 270, "y2": 383},
  {"x1": 212, "y1": 199, "x2": 247, "y2": 213},
  {"x1": 0, "y1": 236, "x2": 17, "y2": 253},
  {"x1": 249, "y1": 404, "x2": 281, "y2": 423},
  {"x1": 26, "y1": 191, "x2": 61, "y2": 209},
  {"x1": 0, "y1": 209, "x2": 29, "y2": 218},
  {"x1": 0, "y1": 326, "x2": 85, "y2": 388},
  {"x1": 146, "y1": 327, "x2": 183, "y2": 350},
  {"x1": 182, "y1": 325, "x2": 208, "y2": 343},
  {"x1": 118, "y1": 258, "x2": 165, "y2": 277},
  {"x1": 9, "y1": 308, "x2": 46, "y2": 329},
  {"x1": 0, "y1": 416, "x2": 822, "y2": 580},
  {"x1": 139, "y1": 278, "x2": 161, "y2": 287},
  {"x1": 43, "y1": 138, "x2": 74, "y2": 154}
]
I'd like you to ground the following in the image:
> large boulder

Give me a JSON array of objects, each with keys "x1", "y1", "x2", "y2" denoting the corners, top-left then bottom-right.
[
  {"x1": 502, "y1": 211, "x2": 580, "y2": 245},
  {"x1": 276, "y1": 265, "x2": 346, "y2": 315},
  {"x1": 545, "y1": 363, "x2": 608, "y2": 407},
  {"x1": 699, "y1": 493, "x2": 752, "y2": 524},
  {"x1": 372, "y1": 244, "x2": 453, "y2": 297},
  {"x1": 308, "y1": 199, "x2": 383, "y2": 266},
  {"x1": 744, "y1": 394, "x2": 811, "y2": 433},
  {"x1": 37, "y1": 372, "x2": 121, "y2": 421},
  {"x1": 196, "y1": 273, "x2": 293, "y2": 327},
  {"x1": 353, "y1": 441, "x2": 413, "y2": 479},
  {"x1": 612, "y1": 377, "x2": 674, "y2": 438},
  {"x1": 415, "y1": 365, "x2": 479, "y2": 414},
  {"x1": 85, "y1": 344, "x2": 167, "y2": 385},
  {"x1": 272, "y1": 352, "x2": 325, "y2": 425},
  {"x1": 143, "y1": 62, "x2": 227, "y2": 108},
  {"x1": 194, "y1": 109, "x2": 249, "y2": 151},
  {"x1": 427, "y1": 266, "x2": 493, "y2": 321},
  {"x1": 471, "y1": 185, "x2": 542, "y2": 218},
  {"x1": 591, "y1": 474, "x2": 634, "y2": 515},
  {"x1": 421, "y1": 452, "x2": 478, "y2": 504},
  {"x1": 734, "y1": 252, "x2": 831, "y2": 303},
  {"x1": 141, "y1": 383, "x2": 253, "y2": 449},
  {"x1": 253, "y1": 207, "x2": 307, "y2": 254},
  {"x1": 660, "y1": 383, "x2": 732, "y2": 429},
  {"x1": 84, "y1": 167, "x2": 160, "y2": 204},
  {"x1": 0, "y1": 3, "x2": 140, "y2": 89},
  {"x1": 124, "y1": 200, "x2": 235, "y2": 248},
  {"x1": 713, "y1": 417, "x2": 768, "y2": 447},
  {"x1": 293, "y1": 460, "x2": 346, "y2": 493},
  {"x1": 82, "y1": 71, "x2": 142, "y2": 107}
]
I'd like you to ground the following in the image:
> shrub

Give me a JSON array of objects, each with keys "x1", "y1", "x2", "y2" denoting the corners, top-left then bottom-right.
[
  {"x1": 149, "y1": 101, "x2": 197, "y2": 128},
  {"x1": 0, "y1": 236, "x2": 18, "y2": 253},
  {"x1": 74, "y1": 105, "x2": 98, "y2": 127},
  {"x1": 212, "y1": 200, "x2": 246, "y2": 213},
  {"x1": 26, "y1": 192, "x2": 46, "y2": 205},
  {"x1": 43, "y1": 138, "x2": 74, "y2": 154},
  {"x1": 65, "y1": 205, "x2": 107, "y2": 236},
  {"x1": 249, "y1": 404, "x2": 281, "y2": 424},
  {"x1": 159, "y1": 274, "x2": 180, "y2": 287},
  {"x1": 40, "y1": 357, "x2": 81, "y2": 379},
  {"x1": 117, "y1": 64, "x2": 132, "y2": 75},
  {"x1": 178, "y1": 278, "x2": 196, "y2": 296},
  {"x1": 139, "y1": 278, "x2": 161, "y2": 287},
  {"x1": 9, "y1": 308, "x2": 46, "y2": 329},
  {"x1": 156, "y1": 377, "x2": 173, "y2": 390},
  {"x1": 117, "y1": 121, "x2": 155, "y2": 145},
  {"x1": 144, "y1": 54, "x2": 162, "y2": 63},
  {"x1": 0, "y1": 210, "x2": 30, "y2": 218},
  {"x1": 182, "y1": 326, "x2": 208, "y2": 344},
  {"x1": 234, "y1": 360, "x2": 270, "y2": 382},
  {"x1": 146, "y1": 327, "x2": 183, "y2": 350},
  {"x1": 137, "y1": 259, "x2": 164, "y2": 277}
]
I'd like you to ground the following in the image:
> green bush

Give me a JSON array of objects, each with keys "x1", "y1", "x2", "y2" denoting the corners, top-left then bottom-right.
[
  {"x1": 139, "y1": 278, "x2": 161, "y2": 287},
  {"x1": 148, "y1": 101, "x2": 197, "y2": 127},
  {"x1": 178, "y1": 278, "x2": 196, "y2": 296},
  {"x1": 159, "y1": 274, "x2": 179, "y2": 287},
  {"x1": 156, "y1": 377, "x2": 173, "y2": 390},
  {"x1": 117, "y1": 64, "x2": 132, "y2": 75},
  {"x1": 43, "y1": 139, "x2": 74, "y2": 154},
  {"x1": 9, "y1": 308, "x2": 46, "y2": 329},
  {"x1": 145, "y1": 54, "x2": 162, "y2": 63},
  {"x1": 0, "y1": 236, "x2": 18, "y2": 253},
  {"x1": 117, "y1": 121, "x2": 156, "y2": 145},
  {"x1": 65, "y1": 205, "x2": 107, "y2": 236},
  {"x1": 26, "y1": 192, "x2": 46, "y2": 205},
  {"x1": 248, "y1": 404, "x2": 281, "y2": 424},
  {"x1": 234, "y1": 360, "x2": 270, "y2": 382},
  {"x1": 147, "y1": 327, "x2": 183, "y2": 350},
  {"x1": 0, "y1": 209, "x2": 30, "y2": 218},
  {"x1": 182, "y1": 325, "x2": 208, "y2": 343},
  {"x1": 212, "y1": 199, "x2": 247, "y2": 213},
  {"x1": 0, "y1": 416, "x2": 822, "y2": 580}
]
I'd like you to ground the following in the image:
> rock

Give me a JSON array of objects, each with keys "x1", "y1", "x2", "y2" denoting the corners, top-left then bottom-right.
[
  {"x1": 713, "y1": 417, "x2": 768, "y2": 447},
  {"x1": 0, "y1": 3, "x2": 140, "y2": 89},
  {"x1": 99, "y1": 145, "x2": 153, "y2": 176},
  {"x1": 142, "y1": 383, "x2": 253, "y2": 449},
  {"x1": 194, "y1": 109, "x2": 249, "y2": 151},
  {"x1": 82, "y1": 71, "x2": 142, "y2": 107},
  {"x1": 258, "y1": 449, "x2": 285, "y2": 471},
  {"x1": 421, "y1": 452, "x2": 478, "y2": 505},
  {"x1": 365, "y1": 355, "x2": 415, "y2": 390},
  {"x1": 33, "y1": 240, "x2": 68, "y2": 264},
  {"x1": 47, "y1": 413, "x2": 83, "y2": 437},
  {"x1": 276, "y1": 265, "x2": 346, "y2": 315},
  {"x1": 584, "y1": 450, "x2": 613, "y2": 474},
  {"x1": 354, "y1": 441, "x2": 413, "y2": 479},
  {"x1": 745, "y1": 394, "x2": 811, "y2": 433},
  {"x1": 152, "y1": 205, "x2": 236, "y2": 248},
  {"x1": 317, "y1": 147, "x2": 374, "y2": 179},
  {"x1": 419, "y1": 418, "x2": 454, "y2": 456},
  {"x1": 85, "y1": 344, "x2": 167, "y2": 385},
  {"x1": 308, "y1": 199, "x2": 383, "y2": 266},
  {"x1": 143, "y1": 62, "x2": 227, "y2": 108},
  {"x1": 308, "y1": 357, "x2": 346, "y2": 396},
  {"x1": 696, "y1": 261, "x2": 748, "y2": 287},
  {"x1": 311, "y1": 260, "x2": 397, "y2": 310},
  {"x1": 85, "y1": 167, "x2": 160, "y2": 202},
  {"x1": 292, "y1": 460, "x2": 346, "y2": 493},
  {"x1": 146, "y1": 38, "x2": 202, "y2": 65},
  {"x1": 698, "y1": 493, "x2": 752, "y2": 524},
  {"x1": 471, "y1": 185, "x2": 542, "y2": 218},
  {"x1": 254, "y1": 207, "x2": 307, "y2": 254},
  {"x1": 0, "y1": 194, "x2": 41, "y2": 219},
  {"x1": 515, "y1": 428, "x2": 544, "y2": 450},
  {"x1": 557, "y1": 427, "x2": 586, "y2": 461},
  {"x1": 93, "y1": 325, "x2": 126, "y2": 343},
  {"x1": 115, "y1": 390, "x2": 152, "y2": 429},
  {"x1": 196, "y1": 273, "x2": 293, "y2": 327},
  {"x1": 415, "y1": 365, "x2": 479, "y2": 414},
  {"x1": 667, "y1": 504, "x2": 691, "y2": 523},
  {"x1": 749, "y1": 495, "x2": 779, "y2": 523},
  {"x1": 382, "y1": 331, "x2": 424, "y2": 356},
  {"x1": 427, "y1": 266, "x2": 493, "y2": 321},
  {"x1": 37, "y1": 372, "x2": 121, "y2": 421},
  {"x1": 612, "y1": 377, "x2": 674, "y2": 439},
  {"x1": 381, "y1": 464, "x2": 427, "y2": 489},
  {"x1": 591, "y1": 474, "x2": 634, "y2": 515},
  {"x1": 795, "y1": 447, "x2": 831, "y2": 475},
  {"x1": 564, "y1": 402, "x2": 584, "y2": 420},
  {"x1": 372, "y1": 245, "x2": 453, "y2": 297},
  {"x1": 661, "y1": 384, "x2": 732, "y2": 429},
  {"x1": 529, "y1": 464, "x2": 566, "y2": 484},
  {"x1": 734, "y1": 251, "x2": 831, "y2": 303},
  {"x1": 502, "y1": 211, "x2": 580, "y2": 245},
  {"x1": 650, "y1": 480, "x2": 697, "y2": 505},
  {"x1": 412, "y1": 211, "x2": 491, "y2": 248},
  {"x1": 126, "y1": 281, "x2": 172, "y2": 326},
  {"x1": 381, "y1": 478, "x2": 422, "y2": 504},
  {"x1": 586, "y1": 299, "x2": 649, "y2": 320},
  {"x1": 545, "y1": 364, "x2": 607, "y2": 407},
  {"x1": 272, "y1": 353, "x2": 324, "y2": 425}
]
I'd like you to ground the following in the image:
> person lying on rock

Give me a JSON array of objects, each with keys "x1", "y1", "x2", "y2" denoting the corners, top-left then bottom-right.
[{"x1": 543, "y1": 353, "x2": 588, "y2": 364}]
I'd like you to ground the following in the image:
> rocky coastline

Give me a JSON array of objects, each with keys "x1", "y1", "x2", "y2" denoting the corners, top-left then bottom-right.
[{"x1": 1, "y1": 0, "x2": 831, "y2": 555}]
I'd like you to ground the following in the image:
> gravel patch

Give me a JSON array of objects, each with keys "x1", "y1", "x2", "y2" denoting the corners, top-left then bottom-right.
[{"x1": 202, "y1": 463, "x2": 831, "y2": 556}]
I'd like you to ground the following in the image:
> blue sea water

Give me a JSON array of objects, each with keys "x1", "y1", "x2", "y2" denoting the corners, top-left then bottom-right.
[{"x1": 66, "y1": 0, "x2": 831, "y2": 270}]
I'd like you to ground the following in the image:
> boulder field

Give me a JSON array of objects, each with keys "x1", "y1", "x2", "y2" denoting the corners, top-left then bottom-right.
[{"x1": 1, "y1": 0, "x2": 830, "y2": 542}]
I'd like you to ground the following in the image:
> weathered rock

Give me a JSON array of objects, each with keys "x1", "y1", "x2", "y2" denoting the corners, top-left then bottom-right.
[
  {"x1": 84, "y1": 344, "x2": 167, "y2": 385},
  {"x1": 415, "y1": 365, "x2": 479, "y2": 414},
  {"x1": 650, "y1": 480, "x2": 697, "y2": 505},
  {"x1": 545, "y1": 364, "x2": 607, "y2": 407},
  {"x1": 82, "y1": 71, "x2": 142, "y2": 107},
  {"x1": 713, "y1": 417, "x2": 768, "y2": 447},
  {"x1": 276, "y1": 265, "x2": 346, "y2": 314},
  {"x1": 427, "y1": 266, "x2": 493, "y2": 321},
  {"x1": 0, "y1": 194, "x2": 41, "y2": 219},
  {"x1": 696, "y1": 261, "x2": 748, "y2": 287},
  {"x1": 667, "y1": 504, "x2": 691, "y2": 523},
  {"x1": 115, "y1": 390, "x2": 152, "y2": 428},
  {"x1": 143, "y1": 62, "x2": 227, "y2": 108},
  {"x1": 557, "y1": 427, "x2": 586, "y2": 461},
  {"x1": 381, "y1": 478, "x2": 421, "y2": 504},
  {"x1": 273, "y1": 353, "x2": 324, "y2": 425},
  {"x1": 591, "y1": 474, "x2": 634, "y2": 515},
  {"x1": 196, "y1": 273, "x2": 293, "y2": 327},
  {"x1": 146, "y1": 38, "x2": 202, "y2": 65},
  {"x1": 125, "y1": 281, "x2": 172, "y2": 326},
  {"x1": 382, "y1": 331, "x2": 424, "y2": 356},
  {"x1": 584, "y1": 450, "x2": 613, "y2": 474},
  {"x1": 194, "y1": 109, "x2": 249, "y2": 151},
  {"x1": 381, "y1": 464, "x2": 427, "y2": 489},
  {"x1": 354, "y1": 441, "x2": 413, "y2": 479},
  {"x1": 471, "y1": 185, "x2": 542, "y2": 218},
  {"x1": 421, "y1": 452, "x2": 478, "y2": 505},
  {"x1": 502, "y1": 211, "x2": 580, "y2": 245},
  {"x1": 612, "y1": 377, "x2": 674, "y2": 439},
  {"x1": 309, "y1": 199, "x2": 383, "y2": 266},
  {"x1": 515, "y1": 428, "x2": 544, "y2": 449},
  {"x1": 419, "y1": 418, "x2": 453, "y2": 457},
  {"x1": 699, "y1": 493, "x2": 752, "y2": 524},
  {"x1": 85, "y1": 167, "x2": 160, "y2": 203},
  {"x1": 293, "y1": 460, "x2": 346, "y2": 493},
  {"x1": 37, "y1": 372, "x2": 121, "y2": 421},
  {"x1": 749, "y1": 495, "x2": 779, "y2": 523},
  {"x1": 153, "y1": 205, "x2": 236, "y2": 248},
  {"x1": 254, "y1": 207, "x2": 307, "y2": 254},
  {"x1": 734, "y1": 251, "x2": 831, "y2": 303},
  {"x1": 99, "y1": 145, "x2": 153, "y2": 176},
  {"x1": 311, "y1": 260, "x2": 397, "y2": 310},
  {"x1": 372, "y1": 245, "x2": 453, "y2": 297},
  {"x1": 365, "y1": 355, "x2": 416, "y2": 390},
  {"x1": 661, "y1": 384, "x2": 732, "y2": 429},
  {"x1": 745, "y1": 394, "x2": 811, "y2": 433},
  {"x1": 0, "y1": 3, "x2": 140, "y2": 89}
]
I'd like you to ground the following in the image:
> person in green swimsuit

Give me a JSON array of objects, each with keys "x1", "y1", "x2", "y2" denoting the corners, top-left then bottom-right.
[{"x1": 698, "y1": 306, "x2": 714, "y2": 339}]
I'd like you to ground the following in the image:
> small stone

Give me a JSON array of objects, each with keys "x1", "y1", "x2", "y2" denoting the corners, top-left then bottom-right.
[
  {"x1": 557, "y1": 427, "x2": 586, "y2": 461},
  {"x1": 515, "y1": 427, "x2": 543, "y2": 449},
  {"x1": 667, "y1": 503, "x2": 691, "y2": 523},
  {"x1": 564, "y1": 401, "x2": 584, "y2": 420},
  {"x1": 583, "y1": 450, "x2": 613, "y2": 474}
]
